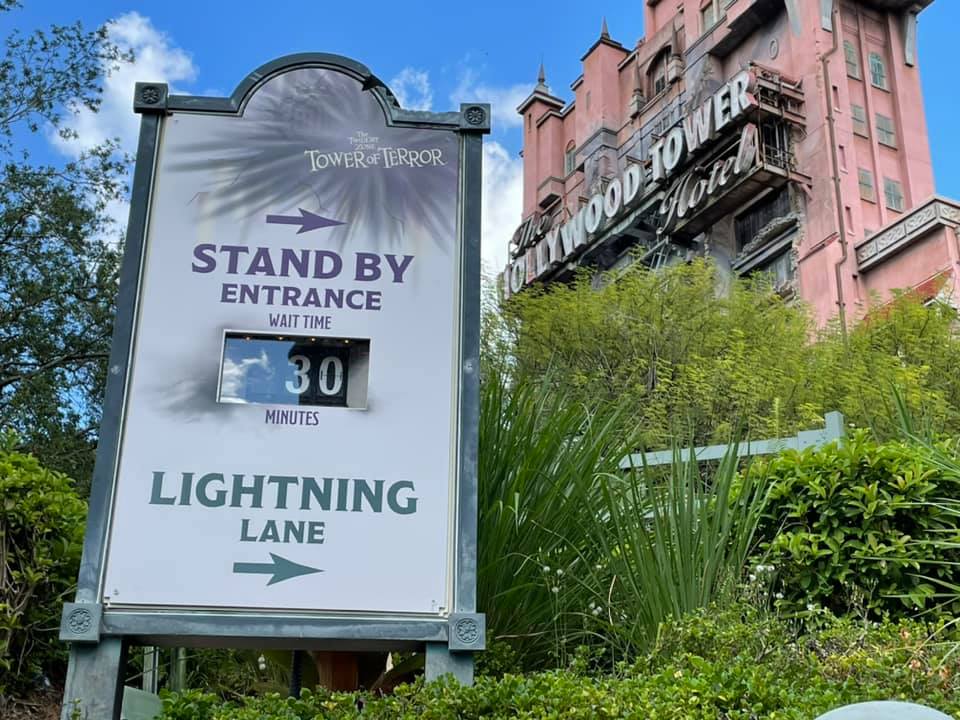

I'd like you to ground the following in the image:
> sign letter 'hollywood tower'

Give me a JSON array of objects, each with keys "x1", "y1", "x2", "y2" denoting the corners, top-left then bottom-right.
[{"x1": 58, "y1": 55, "x2": 489, "y2": 718}]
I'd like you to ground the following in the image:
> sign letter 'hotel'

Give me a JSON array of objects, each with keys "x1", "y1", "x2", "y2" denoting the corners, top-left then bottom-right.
[{"x1": 503, "y1": 1, "x2": 959, "y2": 325}]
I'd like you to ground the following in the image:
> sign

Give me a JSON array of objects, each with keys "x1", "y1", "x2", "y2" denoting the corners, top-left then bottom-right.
[
  {"x1": 657, "y1": 123, "x2": 759, "y2": 232},
  {"x1": 104, "y1": 63, "x2": 462, "y2": 615},
  {"x1": 60, "y1": 55, "x2": 489, "y2": 716},
  {"x1": 502, "y1": 70, "x2": 759, "y2": 296}
]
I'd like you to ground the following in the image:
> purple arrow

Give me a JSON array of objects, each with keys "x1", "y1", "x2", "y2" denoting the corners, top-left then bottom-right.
[{"x1": 265, "y1": 208, "x2": 345, "y2": 234}]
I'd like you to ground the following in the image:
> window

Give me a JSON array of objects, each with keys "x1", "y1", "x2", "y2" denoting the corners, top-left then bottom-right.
[
  {"x1": 760, "y1": 120, "x2": 792, "y2": 168},
  {"x1": 735, "y1": 187, "x2": 791, "y2": 251},
  {"x1": 700, "y1": 0, "x2": 720, "y2": 32},
  {"x1": 648, "y1": 52, "x2": 667, "y2": 97},
  {"x1": 876, "y1": 114, "x2": 897, "y2": 147},
  {"x1": 869, "y1": 52, "x2": 888, "y2": 90},
  {"x1": 844, "y1": 40, "x2": 861, "y2": 79},
  {"x1": 858, "y1": 168, "x2": 875, "y2": 202},
  {"x1": 753, "y1": 251, "x2": 794, "y2": 292},
  {"x1": 851, "y1": 104, "x2": 868, "y2": 136},
  {"x1": 884, "y1": 177, "x2": 904, "y2": 211},
  {"x1": 564, "y1": 142, "x2": 576, "y2": 175}
]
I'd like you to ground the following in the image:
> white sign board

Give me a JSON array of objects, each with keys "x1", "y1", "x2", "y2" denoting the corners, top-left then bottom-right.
[{"x1": 101, "y1": 66, "x2": 463, "y2": 616}]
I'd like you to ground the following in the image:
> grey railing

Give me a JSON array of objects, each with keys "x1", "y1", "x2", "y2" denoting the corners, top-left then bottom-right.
[{"x1": 620, "y1": 411, "x2": 845, "y2": 470}]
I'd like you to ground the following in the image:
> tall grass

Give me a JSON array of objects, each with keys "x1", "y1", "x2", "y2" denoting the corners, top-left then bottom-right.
[
  {"x1": 477, "y1": 372, "x2": 773, "y2": 667},
  {"x1": 579, "y1": 449, "x2": 772, "y2": 658},
  {"x1": 477, "y1": 373, "x2": 634, "y2": 666}
]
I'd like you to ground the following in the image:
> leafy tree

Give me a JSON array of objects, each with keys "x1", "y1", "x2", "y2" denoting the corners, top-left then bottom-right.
[
  {"x1": 500, "y1": 259, "x2": 960, "y2": 448},
  {"x1": 0, "y1": 433, "x2": 87, "y2": 697},
  {"x1": 0, "y1": 3, "x2": 130, "y2": 487}
]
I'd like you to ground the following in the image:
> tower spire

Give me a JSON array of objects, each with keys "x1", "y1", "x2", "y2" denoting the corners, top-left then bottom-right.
[
  {"x1": 601, "y1": 17, "x2": 610, "y2": 39},
  {"x1": 535, "y1": 60, "x2": 549, "y2": 92}
]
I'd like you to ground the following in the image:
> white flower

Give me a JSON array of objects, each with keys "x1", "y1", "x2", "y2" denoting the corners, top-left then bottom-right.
[
  {"x1": 543, "y1": 565, "x2": 551, "y2": 573},
  {"x1": 551, "y1": 586, "x2": 559, "y2": 594},
  {"x1": 556, "y1": 568, "x2": 564, "y2": 576},
  {"x1": 749, "y1": 574, "x2": 757, "y2": 582},
  {"x1": 806, "y1": 603, "x2": 817, "y2": 612},
  {"x1": 257, "y1": 654, "x2": 267, "y2": 672},
  {"x1": 775, "y1": 592, "x2": 784, "y2": 600}
]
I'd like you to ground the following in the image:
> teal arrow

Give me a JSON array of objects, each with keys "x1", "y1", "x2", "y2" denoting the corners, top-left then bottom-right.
[{"x1": 232, "y1": 553, "x2": 322, "y2": 586}]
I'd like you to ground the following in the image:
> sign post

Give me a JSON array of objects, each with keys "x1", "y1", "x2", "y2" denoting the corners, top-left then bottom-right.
[{"x1": 59, "y1": 53, "x2": 488, "y2": 718}]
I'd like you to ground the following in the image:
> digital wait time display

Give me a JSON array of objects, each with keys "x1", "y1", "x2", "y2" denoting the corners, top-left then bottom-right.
[{"x1": 218, "y1": 332, "x2": 370, "y2": 408}]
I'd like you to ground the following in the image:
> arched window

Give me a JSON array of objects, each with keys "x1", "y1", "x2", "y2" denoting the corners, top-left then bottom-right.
[
  {"x1": 843, "y1": 40, "x2": 860, "y2": 79},
  {"x1": 647, "y1": 49, "x2": 669, "y2": 97},
  {"x1": 564, "y1": 141, "x2": 576, "y2": 175},
  {"x1": 869, "y1": 52, "x2": 888, "y2": 90}
]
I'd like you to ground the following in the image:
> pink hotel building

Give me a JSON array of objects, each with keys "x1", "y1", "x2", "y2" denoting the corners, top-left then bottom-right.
[{"x1": 501, "y1": 0, "x2": 960, "y2": 326}]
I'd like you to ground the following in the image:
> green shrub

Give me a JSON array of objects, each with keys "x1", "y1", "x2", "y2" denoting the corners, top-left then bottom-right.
[
  {"x1": 502, "y1": 259, "x2": 960, "y2": 447},
  {"x1": 0, "y1": 434, "x2": 86, "y2": 696},
  {"x1": 754, "y1": 431, "x2": 960, "y2": 618},
  {"x1": 157, "y1": 608, "x2": 960, "y2": 719}
]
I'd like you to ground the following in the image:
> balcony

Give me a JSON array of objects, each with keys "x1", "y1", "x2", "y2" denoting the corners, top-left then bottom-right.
[
  {"x1": 855, "y1": 197, "x2": 960, "y2": 272},
  {"x1": 537, "y1": 176, "x2": 565, "y2": 210},
  {"x1": 669, "y1": 130, "x2": 809, "y2": 242},
  {"x1": 711, "y1": 0, "x2": 783, "y2": 58}
]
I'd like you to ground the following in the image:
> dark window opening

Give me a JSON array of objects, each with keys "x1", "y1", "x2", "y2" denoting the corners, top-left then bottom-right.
[
  {"x1": 735, "y1": 187, "x2": 791, "y2": 252},
  {"x1": 754, "y1": 250, "x2": 794, "y2": 292}
]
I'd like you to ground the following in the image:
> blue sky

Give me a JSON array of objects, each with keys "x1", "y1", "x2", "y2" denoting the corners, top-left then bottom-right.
[{"x1": 7, "y1": 1, "x2": 960, "y2": 271}]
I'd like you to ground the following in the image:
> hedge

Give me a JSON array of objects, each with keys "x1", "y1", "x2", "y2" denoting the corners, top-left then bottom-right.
[{"x1": 158, "y1": 607, "x2": 960, "y2": 719}]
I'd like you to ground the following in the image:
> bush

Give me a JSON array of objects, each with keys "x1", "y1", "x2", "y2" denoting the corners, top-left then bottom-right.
[
  {"x1": 0, "y1": 434, "x2": 86, "y2": 696},
  {"x1": 502, "y1": 259, "x2": 960, "y2": 447},
  {"x1": 754, "y1": 431, "x2": 960, "y2": 618},
  {"x1": 157, "y1": 607, "x2": 960, "y2": 719}
]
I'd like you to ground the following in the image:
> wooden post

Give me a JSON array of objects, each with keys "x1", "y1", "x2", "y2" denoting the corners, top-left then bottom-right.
[{"x1": 311, "y1": 651, "x2": 359, "y2": 691}]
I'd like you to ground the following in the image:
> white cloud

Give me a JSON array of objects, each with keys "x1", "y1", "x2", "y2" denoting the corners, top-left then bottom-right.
[
  {"x1": 220, "y1": 350, "x2": 272, "y2": 403},
  {"x1": 451, "y1": 70, "x2": 532, "y2": 130},
  {"x1": 389, "y1": 67, "x2": 433, "y2": 111},
  {"x1": 481, "y1": 141, "x2": 523, "y2": 276},
  {"x1": 52, "y1": 12, "x2": 196, "y2": 158},
  {"x1": 49, "y1": 12, "x2": 197, "y2": 232}
]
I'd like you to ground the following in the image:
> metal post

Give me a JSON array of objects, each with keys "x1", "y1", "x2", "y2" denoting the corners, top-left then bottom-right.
[
  {"x1": 424, "y1": 642, "x2": 473, "y2": 685},
  {"x1": 141, "y1": 646, "x2": 159, "y2": 693},
  {"x1": 289, "y1": 649, "x2": 304, "y2": 697},
  {"x1": 169, "y1": 647, "x2": 186, "y2": 691},
  {"x1": 60, "y1": 639, "x2": 126, "y2": 720}
]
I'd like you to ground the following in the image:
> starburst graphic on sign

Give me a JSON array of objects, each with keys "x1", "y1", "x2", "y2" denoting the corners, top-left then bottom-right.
[{"x1": 166, "y1": 68, "x2": 458, "y2": 254}]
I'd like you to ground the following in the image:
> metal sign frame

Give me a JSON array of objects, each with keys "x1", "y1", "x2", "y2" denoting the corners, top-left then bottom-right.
[{"x1": 59, "y1": 53, "x2": 488, "y2": 718}]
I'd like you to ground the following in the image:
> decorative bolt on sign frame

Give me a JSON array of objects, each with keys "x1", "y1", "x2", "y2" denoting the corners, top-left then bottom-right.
[{"x1": 59, "y1": 54, "x2": 488, "y2": 719}]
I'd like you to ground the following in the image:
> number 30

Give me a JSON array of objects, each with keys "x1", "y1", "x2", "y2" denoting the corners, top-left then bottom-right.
[{"x1": 285, "y1": 354, "x2": 344, "y2": 396}]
